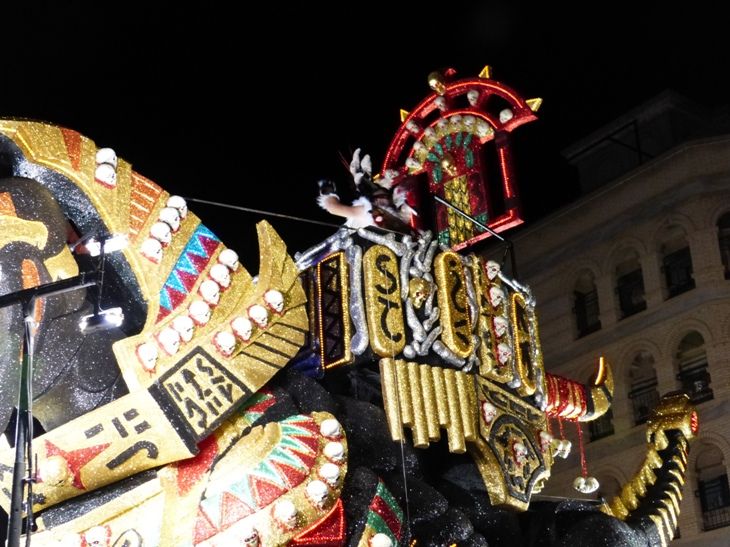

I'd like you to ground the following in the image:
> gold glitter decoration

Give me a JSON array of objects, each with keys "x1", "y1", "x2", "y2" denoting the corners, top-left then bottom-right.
[
  {"x1": 363, "y1": 245, "x2": 405, "y2": 357},
  {"x1": 379, "y1": 359, "x2": 476, "y2": 453},
  {"x1": 316, "y1": 251, "x2": 352, "y2": 368},
  {"x1": 434, "y1": 251, "x2": 473, "y2": 359},
  {"x1": 443, "y1": 176, "x2": 473, "y2": 245},
  {"x1": 0, "y1": 214, "x2": 48, "y2": 251},
  {"x1": 43, "y1": 245, "x2": 79, "y2": 280},
  {"x1": 509, "y1": 292, "x2": 539, "y2": 396}
]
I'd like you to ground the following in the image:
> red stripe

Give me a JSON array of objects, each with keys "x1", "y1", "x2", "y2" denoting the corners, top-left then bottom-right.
[{"x1": 370, "y1": 495, "x2": 402, "y2": 537}]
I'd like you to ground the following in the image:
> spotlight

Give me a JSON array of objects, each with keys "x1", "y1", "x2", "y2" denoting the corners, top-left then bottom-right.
[
  {"x1": 79, "y1": 306, "x2": 124, "y2": 333},
  {"x1": 79, "y1": 234, "x2": 128, "y2": 257}
]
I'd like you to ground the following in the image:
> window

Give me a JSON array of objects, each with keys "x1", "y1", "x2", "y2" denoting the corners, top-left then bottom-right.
[
  {"x1": 696, "y1": 446, "x2": 730, "y2": 531},
  {"x1": 659, "y1": 225, "x2": 694, "y2": 298},
  {"x1": 615, "y1": 250, "x2": 646, "y2": 318},
  {"x1": 574, "y1": 271, "x2": 601, "y2": 338},
  {"x1": 676, "y1": 332, "x2": 713, "y2": 404},
  {"x1": 628, "y1": 351, "x2": 659, "y2": 425},
  {"x1": 718, "y1": 213, "x2": 730, "y2": 280},
  {"x1": 589, "y1": 408, "x2": 614, "y2": 441}
]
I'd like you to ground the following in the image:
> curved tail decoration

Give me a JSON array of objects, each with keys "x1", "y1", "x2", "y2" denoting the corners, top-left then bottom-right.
[
  {"x1": 544, "y1": 357, "x2": 614, "y2": 422},
  {"x1": 601, "y1": 393, "x2": 698, "y2": 546}
]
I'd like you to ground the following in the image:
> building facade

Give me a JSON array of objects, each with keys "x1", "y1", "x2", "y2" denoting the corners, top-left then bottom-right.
[{"x1": 491, "y1": 92, "x2": 730, "y2": 545}]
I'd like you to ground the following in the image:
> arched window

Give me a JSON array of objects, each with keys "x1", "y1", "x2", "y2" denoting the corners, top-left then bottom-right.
[
  {"x1": 615, "y1": 249, "x2": 646, "y2": 318},
  {"x1": 659, "y1": 225, "x2": 694, "y2": 298},
  {"x1": 696, "y1": 445, "x2": 730, "y2": 531},
  {"x1": 628, "y1": 351, "x2": 659, "y2": 425},
  {"x1": 676, "y1": 331, "x2": 713, "y2": 404},
  {"x1": 573, "y1": 270, "x2": 600, "y2": 338},
  {"x1": 718, "y1": 213, "x2": 730, "y2": 280}
]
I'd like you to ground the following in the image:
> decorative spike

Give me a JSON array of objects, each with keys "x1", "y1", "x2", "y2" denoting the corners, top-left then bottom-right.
[
  {"x1": 526, "y1": 98, "x2": 543, "y2": 112},
  {"x1": 400, "y1": 109, "x2": 410, "y2": 122},
  {"x1": 478, "y1": 65, "x2": 492, "y2": 79}
]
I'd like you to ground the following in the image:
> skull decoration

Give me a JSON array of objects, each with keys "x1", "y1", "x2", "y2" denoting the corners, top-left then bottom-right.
[
  {"x1": 150, "y1": 221, "x2": 172, "y2": 246},
  {"x1": 492, "y1": 316, "x2": 509, "y2": 338},
  {"x1": 370, "y1": 533, "x2": 394, "y2": 547},
  {"x1": 436, "y1": 118, "x2": 449, "y2": 132},
  {"x1": 488, "y1": 286, "x2": 505, "y2": 308},
  {"x1": 497, "y1": 343, "x2": 512, "y2": 366},
  {"x1": 320, "y1": 418, "x2": 342, "y2": 439},
  {"x1": 538, "y1": 430, "x2": 553, "y2": 453},
  {"x1": 499, "y1": 108, "x2": 514, "y2": 124},
  {"x1": 248, "y1": 304, "x2": 269, "y2": 329},
  {"x1": 512, "y1": 440, "x2": 529, "y2": 468},
  {"x1": 264, "y1": 289, "x2": 285, "y2": 314},
  {"x1": 573, "y1": 475, "x2": 600, "y2": 494},
  {"x1": 156, "y1": 327, "x2": 181, "y2": 356},
  {"x1": 82, "y1": 525, "x2": 111, "y2": 547},
  {"x1": 449, "y1": 114, "x2": 462, "y2": 128},
  {"x1": 434, "y1": 96, "x2": 447, "y2": 111},
  {"x1": 172, "y1": 315, "x2": 195, "y2": 343},
  {"x1": 476, "y1": 119, "x2": 491, "y2": 138},
  {"x1": 463, "y1": 115, "x2": 476, "y2": 129},
  {"x1": 140, "y1": 237, "x2": 163, "y2": 264},
  {"x1": 218, "y1": 248, "x2": 240, "y2": 271},
  {"x1": 408, "y1": 277, "x2": 432, "y2": 309},
  {"x1": 405, "y1": 157, "x2": 422, "y2": 170},
  {"x1": 485, "y1": 260, "x2": 501, "y2": 281},
  {"x1": 158, "y1": 207, "x2": 181, "y2": 232},
  {"x1": 323, "y1": 441, "x2": 345, "y2": 462},
  {"x1": 273, "y1": 499, "x2": 298, "y2": 529},
  {"x1": 467, "y1": 89, "x2": 480, "y2": 107},
  {"x1": 136, "y1": 342, "x2": 159, "y2": 371},
  {"x1": 319, "y1": 462, "x2": 340, "y2": 487},
  {"x1": 188, "y1": 300, "x2": 211, "y2": 326},
  {"x1": 423, "y1": 127, "x2": 436, "y2": 140},
  {"x1": 214, "y1": 331, "x2": 236, "y2": 357},
  {"x1": 166, "y1": 195, "x2": 188, "y2": 219},
  {"x1": 39, "y1": 455, "x2": 72, "y2": 487},
  {"x1": 95, "y1": 147, "x2": 117, "y2": 169},
  {"x1": 405, "y1": 119, "x2": 420, "y2": 134},
  {"x1": 552, "y1": 438, "x2": 572, "y2": 459},
  {"x1": 481, "y1": 401, "x2": 498, "y2": 425},
  {"x1": 199, "y1": 279, "x2": 221, "y2": 306},
  {"x1": 209, "y1": 263, "x2": 231, "y2": 289},
  {"x1": 94, "y1": 163, "x2": 117, "y2": 188},
  {"x1": 231, "y1": 316, "x2": 254, "y2": 342},
  {"x1": 305, "y1": 479, "x2": 329, "y2": 508},
  {"x1": 240, "y1": 524, "x2": 260, "y2": 547},
  {"x1": 413, "y1": 141, "x2": 427, "y2": 154}
]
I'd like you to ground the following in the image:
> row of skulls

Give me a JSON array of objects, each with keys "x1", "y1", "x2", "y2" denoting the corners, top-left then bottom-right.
[
  {"x1": 139, "y1": 194, "x2": 190, "y2": 264},
  {"x1": 94, "y1": 147, "x2": 118, "y2": 188},
  {"x1": 483, "y1": 260, "x2": 513, "y2": 368}
]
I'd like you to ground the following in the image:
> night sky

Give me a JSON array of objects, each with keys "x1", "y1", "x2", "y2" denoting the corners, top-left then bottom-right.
[{"x1": 2, "y1": 3, "x2": 729, "y2": 269}]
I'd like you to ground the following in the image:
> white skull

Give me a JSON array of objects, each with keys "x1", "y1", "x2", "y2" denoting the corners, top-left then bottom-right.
[
  {"x1": 481, "y1": 401, "x2": 497, "y2": 424},
  {"x1": 434, "y1": 96, "x2": 447, "y2": 111},
  {"x1": 476, "y1": 119, "x2": 491, "y2": 137},
  {"x1": 157, "y1": 327, "x2": 181, "y2": 356},
  {"x1": 413, "y1": 141, "x2": 427, "y2": 153},
  {"x1": 539, "y1": 430, "x2": 553, "y2": 453},
  {"x1": 512, "y1": 441, "x2": 528, "y2": 467},
  {"x1": 499, "y1": 108, "x2": 514, "y2": 124},
  {"x1": 324, "y1": 441, "x2": 345, "y2": 462},
  {"x1": 189, "y1": 300, "x2": 211, "y2": 326},
  {"x1": 159, "y1": 207, "x2": 181, "y2": 232},
  {"x1": 264, "y1": 289, "x2": 285, "y2": 314},
  {"x1": 493, "y1": 316, "x2": 509, "y2": 338},
  {"x1": 423, "y1": 127, "x2": 437, "y2": 140},
  {"x1": 369, "y1": 533, "x2": 394, "y2": 547},
  {"x1": 140, "y1": 237, "x2": 163, "y2": 264},
  {"x1": 40, "y1": 455, "x2": 71, "y2": 487},
  {"x1": 405, "y1": 157, "x2": 422, "y2": 170},
  {"x1": 248, "y1": 304, "x2": 269, "y2": 328},
  {"x1": 218, "y1": 248, "x2": 240, "y2": 271},
  {"x1": 485, "y1": 260, "x2": 501, "y2": 280},
  {"x1": 449, "y1": 114, "x2": 462, "y2": 127},
  {"x1": 405, "y1": 120, "x2": 420, "y2": 134},
  {"x1": 95, "y1": 147, "x2": 117, "y2": 169},
  {"x1": 240, "y1": 524, "x2": 260, "y2": 547},
  {"x1": 320, "y1": 418, "x2": 342, "y2": 439},
  {"x1": 462, "y1": 115, "x2": 476, "y2": 128},
  {"x1": 136, "y1": 342, "x2": 158, "y2": 371},
  {"x1": 273, "y1": 499, "x2": 298, "y2": 529},
  {"x1": 489, "y1": 286, "x2": 505, "y2": 308},
  {"x1": 467, "y1": 89, "x2": 480, "y2": 107},
  {"x1": 436, "y1": 118, "x2": 449, "y2": 131},
  {"x1": 553, "y1": 438, "x2": 572, "y2": 459},
  {"x1": 150, "y1": 221, "x2": 172, "y2": 246},
  {"x1": 199, "y1": 279, "x2": 220, "y2": 306},
  {"x1": 582, "y1": 476, "x2": 600, "y2": 493},
  {"x1": 94, "y1": 163, "x2": 117, "y2": 188},
  {"x1": 209, "y1": 263, "x2": 231, "y2": 289},
  {"x1": 172, "y1": 315, "x2": 195, "y2": 343},
  {"x1": 214, "y1": 331, "x2": 236, "y2": 357},
  {"x1": 166, "y1": 195, "x2": 188, "y2": 218},
  {"x1": 319, "y1": 462, "x2": 340, "y2": 487},
  {"x1": 231, "y1": 316, "x2": 254, "y2": 342},
  {"x1": 497, "y1": 343, "x2": 512, "y2": 365},
  {"x1": 82, "y1": 526, "x2": 110, "y2": 547},
  {"x1": 305, "y1": 479, "x2": 329, "y2": 508}
]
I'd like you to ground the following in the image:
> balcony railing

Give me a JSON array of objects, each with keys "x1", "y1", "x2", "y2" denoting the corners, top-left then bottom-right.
[{"x1": 703, "y1": 506, "x2": 730, "y2": 531}]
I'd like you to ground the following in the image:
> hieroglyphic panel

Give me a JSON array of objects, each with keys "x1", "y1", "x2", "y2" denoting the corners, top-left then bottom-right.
[
  {"x1": 434, "y1": 251, "x2": 473, "y2": 359},
  {"x1": 363, "y1": 246, "x2": 405, "y2": 357}
]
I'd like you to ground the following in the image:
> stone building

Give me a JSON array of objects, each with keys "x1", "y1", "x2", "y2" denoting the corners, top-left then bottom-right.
[{"x1": 491, "y1": 91, "x2": 730, "y2": 545}]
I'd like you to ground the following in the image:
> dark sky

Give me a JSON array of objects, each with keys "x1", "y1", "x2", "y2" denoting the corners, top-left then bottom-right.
[{"x1": 2, "y1": 3, "x2": 729, "y2": 268}]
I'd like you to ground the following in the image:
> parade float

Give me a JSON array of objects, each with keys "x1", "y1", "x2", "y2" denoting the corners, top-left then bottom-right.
[{"x1": 0, "y1": 67, "x2": 697, "y2": 546}]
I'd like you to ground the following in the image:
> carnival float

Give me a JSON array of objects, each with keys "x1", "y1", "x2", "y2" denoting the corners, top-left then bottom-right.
[{"x1": 0, "y1": 67, "x2": 698, "y2": 546}]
